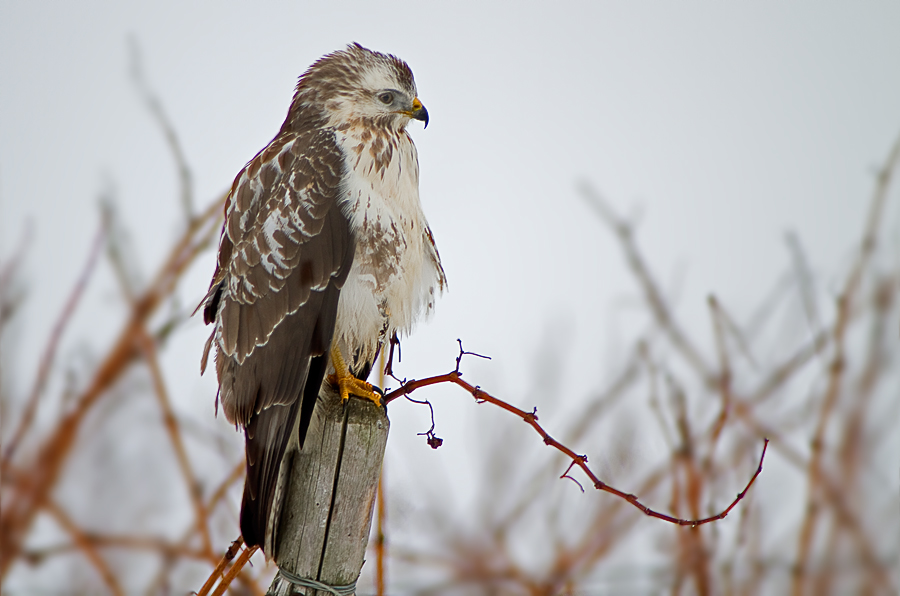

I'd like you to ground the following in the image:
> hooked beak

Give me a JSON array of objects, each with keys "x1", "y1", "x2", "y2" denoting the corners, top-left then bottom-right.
[{"x1": 409, "y1": 97, "x2": 429, "y2": 128}]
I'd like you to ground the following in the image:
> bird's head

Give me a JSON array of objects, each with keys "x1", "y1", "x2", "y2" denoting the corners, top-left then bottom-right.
[{"x1": 287, "y1": 43, "x2": 428, "y2": 133}]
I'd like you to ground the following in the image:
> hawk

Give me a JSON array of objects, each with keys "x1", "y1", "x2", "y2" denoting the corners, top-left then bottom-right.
[{"x1": 199, "y1": 43, "x2": 445, "y2": 555}]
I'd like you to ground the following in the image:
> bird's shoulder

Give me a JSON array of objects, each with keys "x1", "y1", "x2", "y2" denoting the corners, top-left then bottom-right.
[
  {"x1": 202, "y1": 125, "x2": 356, "y2": 365},
  {"x1": 217, "y1": 128, "x2": 348, "y2": 302}
]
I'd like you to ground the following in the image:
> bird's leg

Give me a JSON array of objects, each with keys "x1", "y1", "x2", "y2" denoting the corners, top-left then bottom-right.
[{"x1": 328, "y1": 344, "x2": 382, "y2": 406}]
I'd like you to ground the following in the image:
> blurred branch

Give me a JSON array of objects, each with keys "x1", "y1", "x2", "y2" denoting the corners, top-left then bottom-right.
[
  {"x1": 706, "y1": 295, "x2": 734, "y2": 458},
  {"x1": 0, "y1": 220, "x2": 32, "y2": 335},
  {"x1": 2, "y1": 216, "x2": 107, "y2": 464},
  {"x1": 643, "y1": 342, "x2": 677, "y2": 451},
  {"x1": 494, "y1": 344, "x2": 643, "y2": 534},
  {"x1": 134, "y1": 325, "x2": 214, "y2": 558},
  {"x1": 100, "y1": 193, "x2": 141, "y2": 304},
  {"x1": 391, "y1": 157, "x2": 897, "y2": 593},
  {"x1": 550, "y1": 466, "x2": 669, "y2": 586},
  {"x1": 43, "y1": 499, "x2": 125, "y2": 596},
  {"x1": 577, "y1": 182, "x2": 712, "y2": 383},
  {"x1": 749, "y1": 329, "x2": 829, "y2": 405},
  {"x1": 142, "y1": 459, "x2": 247, "y2": 595},
  {"x1": 0, "y1": 194, "x2": 224, "y2": 579},
  {"x1": 792, "y1": 129, "x2": 900, "y2": 596},
  {"x1": 785, "y1": 231, "x2": 825, "y2": 357},
  {"x1": 128, "y1": 36, "x2": 195, "y2": 223},
  {"x1": 23, "y1": 534, "x2": 211, "y2": 563}
]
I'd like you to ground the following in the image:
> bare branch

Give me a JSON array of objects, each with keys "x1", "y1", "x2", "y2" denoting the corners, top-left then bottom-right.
[
  {"x1": 577, "y1": 182, "x2": 712, "y2": 383},
  {"x1": 0, "y1": 220, "x2": 32, "y2": 334},
  {"x1": 100, "y1": 192, "x2": 141, "y2": 304},
  {"x1": 128, "y1": 36, "x2": 195, "y2": 223},
  {"x1": 43, "y1": 499, "x2": 125, "y2": 596},
  {"x1": 792, "y1": 129, "x2": 900, "y2": 595},
  {"x1": 134, "y1": 325, "x2": 214, "y2": 558},
  {"x1": 0, "y1": 195, "x2": 224, "y2": 579},
  {"x1": 785, "y1": 231, "x2": 825, "y2": 356},
  {"x1": 196, "y1": 538, "x2": 247, "y2": 596},
  {"x1": 384, "y1": 345, "x2": 768, "y2": 528},
  {"x1": 2, "y1": 215, "x2": 106, "y2": 464}
]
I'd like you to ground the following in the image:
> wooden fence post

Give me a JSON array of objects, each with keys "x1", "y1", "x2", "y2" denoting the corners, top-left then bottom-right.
[{"x1": 266, "y1": 385, "x2": 389, "y2": 596}]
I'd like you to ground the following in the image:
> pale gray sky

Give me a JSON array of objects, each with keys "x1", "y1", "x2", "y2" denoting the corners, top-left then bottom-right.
[
  {"x1": 3, "y1": 3, "x2": 898, "y2": 371},
  {"x1": 2, "y1": 1, "x2": 899, "y2": 591}
]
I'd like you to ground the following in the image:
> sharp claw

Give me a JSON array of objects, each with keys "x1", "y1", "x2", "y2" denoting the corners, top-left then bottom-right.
[{"x1": 332, "y1": 377, "x2": 381, "y2": 405}]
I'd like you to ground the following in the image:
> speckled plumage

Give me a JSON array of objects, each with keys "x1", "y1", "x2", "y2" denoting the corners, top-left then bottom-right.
[{"x1": 200, "y1": 43, "x2": 444, "y2": 555}]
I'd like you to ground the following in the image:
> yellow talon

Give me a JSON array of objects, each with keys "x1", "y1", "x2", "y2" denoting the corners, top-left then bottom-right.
[{"x1": 328, "y1": 344, "x2": 382, "y2": 406}]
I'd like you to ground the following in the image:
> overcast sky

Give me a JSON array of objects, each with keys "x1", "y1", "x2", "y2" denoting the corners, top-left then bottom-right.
[
  {"x1": 2, "y1": 1, "x2": 899, "y2": 590},
  {"x1": 3, "y1": 1, "x2": 898, "y2": 384}
]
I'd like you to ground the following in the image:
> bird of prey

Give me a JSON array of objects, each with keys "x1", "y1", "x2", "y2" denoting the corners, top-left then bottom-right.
[{"x1": 199, "y1": 43, "x2": 445, "y2": 555}]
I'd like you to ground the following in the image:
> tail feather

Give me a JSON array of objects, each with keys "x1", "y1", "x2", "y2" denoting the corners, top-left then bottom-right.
[
  {"x1": 240, "y1": 356, "x2": 331, "y2": 553},
  {"x1": 239, "y1": 397, "x2": 301, "y2": 551}
]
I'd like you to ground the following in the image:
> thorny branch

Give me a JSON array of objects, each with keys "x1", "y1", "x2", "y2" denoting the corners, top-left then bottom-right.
[{"x1": 384, "y1": 343, "x2": 769, "y2": 528}]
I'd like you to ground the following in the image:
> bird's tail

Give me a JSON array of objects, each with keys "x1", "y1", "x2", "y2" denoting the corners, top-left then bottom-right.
[
  {"x1": 239, "y1": 398, "x2": 299, "y2": 553},
  {"x1": 239, "y1": 352, "x2": 329, "y2": 556}
]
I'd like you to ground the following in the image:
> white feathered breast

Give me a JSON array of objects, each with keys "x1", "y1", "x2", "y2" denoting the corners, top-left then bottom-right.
[{"x1": 333, "y1": 125, "x2": 445, "y2": 374}]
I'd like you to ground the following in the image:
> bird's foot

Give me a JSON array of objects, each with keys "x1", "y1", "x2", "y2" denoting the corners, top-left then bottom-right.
[
  {"x1": 328, "y1": 345, "x2": 383, "y2": 406},
  {"x1": 329, "y1": 374, "x2": 383, "y2": 406}
]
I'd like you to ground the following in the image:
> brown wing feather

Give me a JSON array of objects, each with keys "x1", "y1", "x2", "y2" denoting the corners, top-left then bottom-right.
[{"x1": 202, "y1": 126, "x2": 353, "y2": 551}]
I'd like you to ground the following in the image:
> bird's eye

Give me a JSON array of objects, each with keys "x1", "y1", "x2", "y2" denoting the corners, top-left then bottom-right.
[{"x1": 377, "y1": 92, "x2": 394, "y2": 105}]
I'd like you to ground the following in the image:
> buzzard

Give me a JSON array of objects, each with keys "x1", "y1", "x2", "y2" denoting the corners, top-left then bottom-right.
[{"x1": 199, "y1": 44, "x2": 445, "y2": 555}]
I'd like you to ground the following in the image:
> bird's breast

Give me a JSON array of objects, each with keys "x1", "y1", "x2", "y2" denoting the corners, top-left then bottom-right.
[{"x1": 332, "y1": 127, "x2": 441, "y2": 375}]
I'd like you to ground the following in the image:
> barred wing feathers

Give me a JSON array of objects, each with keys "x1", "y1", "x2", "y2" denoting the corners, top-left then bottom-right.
[{"x1": 201, "y1": 127, "x2": 353, "y2": 550}]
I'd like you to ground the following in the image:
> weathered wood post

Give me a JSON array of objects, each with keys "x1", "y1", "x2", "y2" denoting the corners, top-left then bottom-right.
[{"x1": 266, "y1": 384, "x2": 389, "y2": 596}]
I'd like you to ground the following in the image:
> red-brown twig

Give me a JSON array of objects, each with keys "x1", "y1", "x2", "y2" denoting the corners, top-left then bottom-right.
[
  {"x1": 383, "y1": 358, "x2": 768, "y2": 527},
  {"x1": 197, "y1": 537, "x2": 246, "y2": 596},
  {"x1": 210, "y1": 544, "x2": 258, "y2": 596}
]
